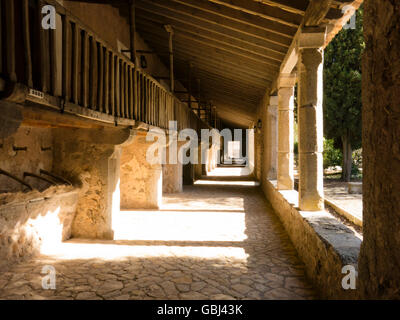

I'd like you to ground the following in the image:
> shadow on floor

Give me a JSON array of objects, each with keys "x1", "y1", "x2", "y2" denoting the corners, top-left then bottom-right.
[{"x1": 0, "y1": 170, "x2": 317, "y2": 300}]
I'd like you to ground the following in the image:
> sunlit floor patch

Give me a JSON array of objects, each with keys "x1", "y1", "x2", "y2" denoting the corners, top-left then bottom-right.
[
  {"x1": 113, "y1": 210, "x2": 247, "y2": 242},
  {"x1": 162, "y1": 195, "x2": 245, "y2": 212},
  {"x1": 207, "y1": 167, "x2": 253, "y2": 177},
  {"x1": 0, "y1": 174, "x2": 317, "y2": 300},
  {"x1": 40, "y1": 240, "x2": 248, "y2": 261},
  {"x1": 194, "y1": 180, "x2": 259, "y2": 186}
]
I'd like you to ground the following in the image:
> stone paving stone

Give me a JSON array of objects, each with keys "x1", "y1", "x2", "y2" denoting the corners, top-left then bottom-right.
[{"x1": 0, "y1": 181, "x2": 317, "y2": 300}]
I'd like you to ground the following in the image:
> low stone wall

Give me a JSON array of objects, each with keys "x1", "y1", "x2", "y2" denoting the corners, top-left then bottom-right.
[
  {"x1": 263, "y1": 180, "x2": 361, "y2": 299},
  {"x1": 0, "y1": 186, "x2": 78, "y2": 269}
]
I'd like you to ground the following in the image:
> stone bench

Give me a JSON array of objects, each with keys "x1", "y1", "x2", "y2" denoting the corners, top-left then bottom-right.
[{"x1": 348, "y1": 182, "x2": 362, "y2": 194}]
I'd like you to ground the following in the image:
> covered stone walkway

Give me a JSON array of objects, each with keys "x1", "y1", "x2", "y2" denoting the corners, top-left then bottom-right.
[{"x1": 0, "y1": 173, "x2": 315, "y2": 300}]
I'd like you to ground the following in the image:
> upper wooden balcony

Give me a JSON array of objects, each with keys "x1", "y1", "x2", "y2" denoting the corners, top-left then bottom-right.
[{"x1": 0, "y1": 0, "x2": 210, "y2": 133}]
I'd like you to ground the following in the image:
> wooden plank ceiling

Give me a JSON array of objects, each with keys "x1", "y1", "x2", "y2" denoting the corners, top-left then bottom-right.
[{"x1": 68, "y1": 0, "x2": 349, "y2": 128}]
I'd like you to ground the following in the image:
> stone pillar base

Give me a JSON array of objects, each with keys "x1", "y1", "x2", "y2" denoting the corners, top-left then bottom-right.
[
  {"x1": 298, "y1": 152, "x2": 324, "y2": 211},
  {"x1": 277, "y1": 152, "x2": 294, "y2": 190}
]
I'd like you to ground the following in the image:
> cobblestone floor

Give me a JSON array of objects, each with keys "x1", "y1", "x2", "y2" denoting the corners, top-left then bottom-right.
[{"x1": 0, "y1": 178, "x2": 316, "y2": 300}]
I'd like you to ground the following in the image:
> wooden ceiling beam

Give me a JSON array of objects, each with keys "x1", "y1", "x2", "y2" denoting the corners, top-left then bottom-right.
[
  {"x1": 215, "y1": 109, "x2": 255, "y2": 124},
  {"x1": 174, "y1": 73, "x2": 265, "y2": 100},
  {"x1": 304, "y1": 0, "x2": 336, "y2": 26},
  {"x1": 215, "y1": 104, "x2": 255, "y2": 119},
  {"x1": 136, "y1": 28, "x2": 280, "y2": 74},
  {"x1": 207, "y1": 0, "x2": 343, "y2": 23},
  {"x1": 136, "y1": 0, "x2": 291, "y2": 52},
  {"x1": 172, "y1": 54, "x2": 275, "y2": 85},
  {"x1": 172, "y1": 56, "x2": 273, "y2": 88},
  {"x1": 212, "y1": 100, "x2": 258, "y2": 117},
  {"x1": 201, "y1": 84, "x2": 262, "y2": 101},
  {"x1": 170, "y1": 47, "x2": 276, "y2": 80},
  {"x1": 256, "y1": 0, "x2": 310, "y2": 14},
  {"x1": 135, "y1": 6, "x2": 288, "y2": 55},
  {"x1": 136, "y1": 34, "x2": 277, "y2": 88},
  {"x1": 167, "y1": 0, "x2": 296, "y2": 37},
  {"x1": 168, "y1": 32, "x2": 278, "y2": 68},
  {"x1": 205, "y1": 0, "x2": 303, "y2": 27},
  {"x1": 181, "y1": 68, "x2": 268, "y2": 94},
  {"x1": 179, "y1": 74, "x2": 263, "y2": 104},
  {"x1": 136, "y1": 15, "x2": 285, "y2": 62}
]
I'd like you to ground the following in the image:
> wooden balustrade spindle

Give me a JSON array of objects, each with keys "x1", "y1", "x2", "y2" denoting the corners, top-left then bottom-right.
[
  {"x1": 104, "y1": 50, "x2": 110, "y2": 114},
  {"x1": 98, "y1": 45, "x2": 104, "y2": 112},
  {"x1": 72, "y1": 23, "x2": 79, "y2": 104},
  {"x1": 82, "y1": 31, "x2": 89, "y2": 108},
  {"x1": 110, "y1": 53, "x2": 115, "y2": 116},
  {"x1": 22, "y1": 0, "x2": 33, "y2": 87}
]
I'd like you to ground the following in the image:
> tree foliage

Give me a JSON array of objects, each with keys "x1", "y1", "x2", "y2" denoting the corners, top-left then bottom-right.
[{"x1": 323, "y1": 6, "x2": 364, "y2": 180}]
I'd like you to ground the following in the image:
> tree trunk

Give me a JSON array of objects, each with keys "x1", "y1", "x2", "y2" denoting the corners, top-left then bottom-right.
[{"x1": 341, "y1": 132, "x2": 352, "y2": 182}]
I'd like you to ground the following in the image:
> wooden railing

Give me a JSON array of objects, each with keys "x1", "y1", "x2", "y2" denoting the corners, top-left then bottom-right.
[{"x1": 0, "y1": 0, "x2": 209, "y2": 133}]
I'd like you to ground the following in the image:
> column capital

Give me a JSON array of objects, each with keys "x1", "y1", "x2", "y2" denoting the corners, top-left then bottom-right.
[
  {"x1": 298, "y1": 26, "x2": 327, "y2": 49},
  {"x1": 269, "y1": 95, "x2": 278, "y2": 107},
  {"x1": 277, "y1": 74, "x2": 297, "y2": 88}
]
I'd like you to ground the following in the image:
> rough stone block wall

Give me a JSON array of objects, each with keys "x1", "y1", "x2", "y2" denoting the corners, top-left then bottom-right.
[
  {"x1": 162, "y1": 163, "x2": 183, "y2": 194},
  {"x1": 263, "y1": 181, "x2": 360, "y2": 299},
  {"x1": 0, "y1": 186, "x2": 78, "y2": 270},
  {"x1": 358, "y1": 0, "x2": 400, "y2": 299},
  {"x1": 120, "y1": 135, "x2": 162, "y2": 209},
  {"x1": 0, "y1": 127, "x2": 53, "y2": 193},
  {"x1": 52, "y1": 128, "x2": 121, "y2": 240}
]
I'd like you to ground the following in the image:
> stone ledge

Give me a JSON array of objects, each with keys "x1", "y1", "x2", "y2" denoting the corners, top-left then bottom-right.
[
  {"x1": 263, "y1": 180, "x2": 361, "y2": 299},
  {"x1": 325, "y1": 198, "x2": 363, "y2": 228}
]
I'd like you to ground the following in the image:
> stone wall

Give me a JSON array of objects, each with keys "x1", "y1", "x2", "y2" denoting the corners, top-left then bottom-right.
[
  {"x1": 0, "y1": 186, "x2": 78, "y2": 270},
  {"x1": 263, "y1": 180, "x2": 361, "y2": 299},
  {"x1": 0, "y1": 126, "x2": 53, "y2": 193},
  {"x1": 358, "y1": 0, "x2": 400, "y2": 299},
  {"x1": 120, "y1": 134, "x2": 162, "y2": 209},
  {"x1": 52, "y1": 128, "x2": 131, "y2": 240},
  {"x1": 162, "y1": 146, "x2": 182, "y2": 194}
]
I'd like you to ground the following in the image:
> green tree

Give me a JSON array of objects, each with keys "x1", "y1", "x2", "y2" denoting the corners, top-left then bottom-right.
[{"x1": 323, "y1": 6, "x2": 364, "y2": 181}]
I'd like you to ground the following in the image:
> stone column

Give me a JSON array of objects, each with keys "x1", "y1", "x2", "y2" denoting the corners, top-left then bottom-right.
[
  {"x1": 183, "y1": 163, "x2": 195, "y2": 185},
  {"x1": 162, "y1": 138, "x2": 183, "y2": 194},
  {"x1": 207, "y1": 146, "x2": 213, "y2": 173},
  {"x1": 359, "y1": 0, "x2": 400, "y2": 299},
  {"x1": 247, "y1": 128, "x2": 255, "y2": 174},
  {"x1": 277, "y1": 75, "x2": 296, "y2": 190},
  {"x1": 120, "y1": 131, "x2": 163, "y2": 209},
  {"x1": 297, "y1": 27, "x2": 326, "y2": 211},
  {"x1": 52, "y1": 127, "x2": 134, "y2": 240},
  {"x1": 212, "y1": 144, "x2": 218, "y2": 170},
  {"x1": 267, "y1": 96, "x2": 278, "y2": 179},
  {"x1": 255, "y1": 125, "x2": 263, "y2": 181},
  {"x1": 194, "y1": 141, "x2": 206, "y2": 179}
]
